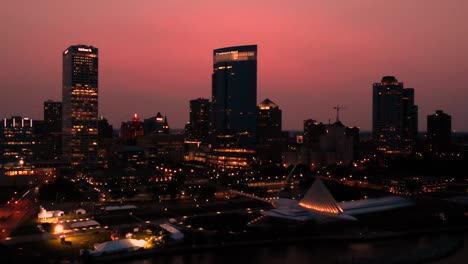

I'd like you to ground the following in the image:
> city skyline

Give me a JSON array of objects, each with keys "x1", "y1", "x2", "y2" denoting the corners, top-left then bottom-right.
[{"x1": 2, "y1": 0, "x2": 468, "y2": 131}]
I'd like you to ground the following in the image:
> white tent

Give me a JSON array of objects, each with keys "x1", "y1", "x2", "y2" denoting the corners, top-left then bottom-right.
[
  {"x1": 160, "y1": 223, "x2": 184, "y2": 240},
  {"x1": 70, "y1": 220, "x2": 100, "y2": 229},
  {"x1": 89, "y1": 239, "x2": 147, "y2": 256}
]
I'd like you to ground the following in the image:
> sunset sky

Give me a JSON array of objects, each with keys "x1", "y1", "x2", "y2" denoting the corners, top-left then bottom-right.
[{"x1": 2, "y1": 0, "x2": 467, "y2": 131}]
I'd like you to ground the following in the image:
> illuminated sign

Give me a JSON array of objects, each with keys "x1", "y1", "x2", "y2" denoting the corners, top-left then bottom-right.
[
  {"x1": 78, "y1": 47, "x2": 92, "y2": 52},
  {"x1": 64, "y1": 49, "x2": 69, "y2": 55}
]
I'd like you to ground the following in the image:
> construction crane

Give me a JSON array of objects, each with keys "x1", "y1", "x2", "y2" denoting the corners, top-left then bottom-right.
[{"x1": 333, "y1": 105, "x2": 345, "y2": 122}]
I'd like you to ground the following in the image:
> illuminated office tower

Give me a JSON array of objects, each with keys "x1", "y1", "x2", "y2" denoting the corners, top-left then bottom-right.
[
  {"x1": 212, "y1": 45, "x2": 257, "y2": 145},
  {"x1": 0, "y1": 116, "x2": 34, "y2": 164},
  {"x1": 62, "y1": 45, "x2": 99, "y2": 166},
  {"x1": 372, "y1": 76, "x2": 418, "y2": 155}
]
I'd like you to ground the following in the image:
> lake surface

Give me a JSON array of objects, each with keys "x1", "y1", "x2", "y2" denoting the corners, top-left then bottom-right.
[{"x1": 125, "y1": 233, "x2": 468, "y2": 264}]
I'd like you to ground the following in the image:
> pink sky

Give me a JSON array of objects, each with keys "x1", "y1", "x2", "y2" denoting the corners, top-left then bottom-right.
[{"x1": 1, "y1": 0, "x2": 467, "y2": 130}]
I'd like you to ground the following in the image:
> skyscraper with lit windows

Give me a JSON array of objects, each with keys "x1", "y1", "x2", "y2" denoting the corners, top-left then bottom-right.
[
  {"x1": 212, "y1": 45, "x2": 257, "y2": 146},
  {"x1": 372, "y1": 76, "x2": 418, "y2": 155},
  {"x1": 0, "y1": 116, "x2": 34, "y2": 164},
  {"x1": 62, "y1": 45, "x2": 99, "y2": 166}
]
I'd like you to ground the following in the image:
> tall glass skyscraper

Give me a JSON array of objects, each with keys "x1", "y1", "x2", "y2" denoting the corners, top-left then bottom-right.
[
  {"x1": 212, "y1": 45, "x2": 257, "y2": 142},
  {"x1": 62, "y1": 45, "x2": 99, "y2": 167},
  {"x1": 373, "y1": 76, "x2": 418, "y2": 155}
]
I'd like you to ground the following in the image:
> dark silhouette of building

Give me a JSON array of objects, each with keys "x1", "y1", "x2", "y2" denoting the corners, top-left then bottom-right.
[
  {"x1": 144, "y1": 112, "x2": 169, "y2": 135},
  {"x1": 0, "y1": 116, "x2": 34, "y2": 164},
  {"x1": 62, "y1": 45, "x2": 99, "y2": 166},
  {"x1": 372, "y1": 76, "x2": 418, "y2": 155},
  {"x1": 120, "y1": 114, "x2": 144, "y2": 143},
  {"x1": 39, "y1": 100, "x2": 63, "y2": 160},
  {"x1": 98, "y1": 116, "x2": 113, "y2": 143},
  {"x1": 427, "y1": 110, "x2": 452, "y2": 152},
  {"x1": 303, "y1": 119, "x2": 326, "y2": 150},
  {"x1": 257, "y1": 99, "x2": 283, "y2": 164},
  {"x1": 44, "y1": 100, "x2": 62, "y2": 133},
  {"x1": 186, "y1": 98, "x2": 211, "y2": 143},
  {"x1": 345, "y1": 126, "x2": 360, "y2": 159},
  {"x1": 257, "y1": 98, "x2": 282, "y2": 142},
  {"x1": 211, "y1": 45, "x2": 257, "y2": 147}
]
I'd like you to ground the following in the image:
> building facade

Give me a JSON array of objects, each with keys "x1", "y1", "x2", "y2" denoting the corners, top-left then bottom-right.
[
  {"x1": 186, "y1": 98, "x2": 211, "y2": 143},
  {"x1": 41, "y1": 100, "x2": 63, "y2": 160},
  {"x1": 62, "y1": 45, "x2": 99, "y2": 166},
  {"x1": 372, "y1": 76, "x2": 418, "y2": 155},
  {"x1": 211, "y1": 45, "x2": 257, "y2": 146},
  {"x1": 144, "y1": 112, "x2": 169, "y2": 135},
  {"x1": 120, "y1": 114, "x2": 144, "y2": 143},
  {"x1": 427, "y1": 110, "x2": 452, "y2": 152},
  {"x1": 0, "y1": 116, "x2": 34, "y2": 164},
  {"x1": 257, "y1": 98, "x2": 283, "y2": 164}
]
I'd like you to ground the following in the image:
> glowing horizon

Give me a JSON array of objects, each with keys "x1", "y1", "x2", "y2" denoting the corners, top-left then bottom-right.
[{"x1": 2, "y1": 0, "x2": 468, "y2": 131}]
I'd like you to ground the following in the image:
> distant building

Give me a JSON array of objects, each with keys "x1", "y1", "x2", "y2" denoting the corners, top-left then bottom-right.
[
  {"x1": 372, "y1": 76, "x2": 418, "y2": 155},
  {"x1": 257, "y1": 98, "x2": 283, "y2": 164},
  {"x1": 283, "y1": 120, "x2": 358, "y2": 168},
  {"x1": 303, "y1": 119, "x2": 326, "y2": 151},
  {"x1": 120, "y1": 114, "x2": 144, "y2": 143},
  {"x1": 136, "y1": 134, "x2": 185, "y2": 163},
  {"x1": 34, "y1": 100, "x2": 63, "y2": 161},
  {"x1": 0, "y1": 116, "x2": 34, "y2": 164},
  {"x1": 211, "y1": 45, "x2": 257, "y2": 147},
  {"x1": 144, "y1": 112, "x2": 169, "y2": 135},
  {"x1": 427, "y1": 110, "x2": 452, "y2": 152},
  {"x1": 44, "y1": 100, "x2": 62, "y2": 133},
  {"x1": 110, "y1": 145, "x2": 146, "y2": 169},
  {"x1": 257, "y1": 98, "x2": 282, "y2": 142},
  {"x1": 62, "y1": 45, "x2": 99, "y2": 166},
  {"x1": 186, "y1": 98, "x2": 211, "y2": 143},
  {"x1": 98, "y1": 117, "x2": 113, "y2": 143}
]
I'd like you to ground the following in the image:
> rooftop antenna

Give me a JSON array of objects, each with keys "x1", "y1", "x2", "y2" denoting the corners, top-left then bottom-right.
[{"x1": 333, "y1": 105, "x2": 345, "y2": 122}]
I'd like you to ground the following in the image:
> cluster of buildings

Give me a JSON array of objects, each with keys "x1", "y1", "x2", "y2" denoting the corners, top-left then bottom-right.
[{"x1": 0, "y1": 44, "x2": 457, "y2": 183}]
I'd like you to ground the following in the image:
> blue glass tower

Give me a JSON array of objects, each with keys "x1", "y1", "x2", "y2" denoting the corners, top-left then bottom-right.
[{"x1": 211, "y1": 45, "x2": 257, "y2": 147}]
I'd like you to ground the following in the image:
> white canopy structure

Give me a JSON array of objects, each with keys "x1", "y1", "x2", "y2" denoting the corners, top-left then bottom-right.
[
  {"x1": 89, "y1": 239, "x2": 147, "y2": 256},
  {"x1": 70, "y1": 220, "x2": 100, "y2": 229},
  {"x1": 263, "y1": 178, "x2": 357, "y2": 222},
  {"x1": 243, "y1": 177, "x2": 413, "y2": 223},
  {"x1": 160, "y1": 223, "x2": 184, "y2": 240}
]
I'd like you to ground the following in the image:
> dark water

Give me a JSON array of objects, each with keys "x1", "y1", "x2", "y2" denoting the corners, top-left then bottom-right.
[{"x1": 125, "y1": 234, "x2": 468, "y2": 264}]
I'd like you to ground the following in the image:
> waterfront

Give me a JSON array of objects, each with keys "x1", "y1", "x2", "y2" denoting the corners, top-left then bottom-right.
[{"x1": 125, "y1": 232, "x2": 467, "y2": 264}]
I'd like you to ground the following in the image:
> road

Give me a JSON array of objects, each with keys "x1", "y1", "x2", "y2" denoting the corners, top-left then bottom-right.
[{"x1": 0, "y1": 187, "x2": 39, "y2": 240}]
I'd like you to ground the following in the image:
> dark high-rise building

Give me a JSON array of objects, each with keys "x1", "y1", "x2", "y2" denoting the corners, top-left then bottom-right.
[
  {"x1": 257, "y1": 99, "x2": 282, "y2": 164},
  {"x1": 40, "y1": 100, "x2": 63, "y2": 160},
  {"x1": 372, "y1": 76, "x2": 418, "y2": 155},
  {"x1": 44, "y1": 100, "x2": 62, "y2": 133},
  {"x1": 427, "y1": 110, "x2": 452, "y2": 152},
  {"x1": 0, "y1": 116, "x2": 34, "y2": 163},
  {"x1": 187, "y1": 98, "x2": 211, "y2": 143},
  {"x1": 98, "y1": 117, "x2": 113, "y2": 143},
  {"x1": 303, "y1": 119, "x2": 326, "y2": 151},
  {"x1": 62, "y1": 45, "x2": 98, "y2": 167},
  {"x1": 212, "y1": 45, "x2": 257, "y2": 142},
  {"x1": 257, "y1": 98, "x2": 282, "y2": 142},
  {"x1": 402, "y1": 88, "x2": 418, "y2": 151},
  {"x1": 144, "y1": 112, "x2": 169, "y2": 135}
]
